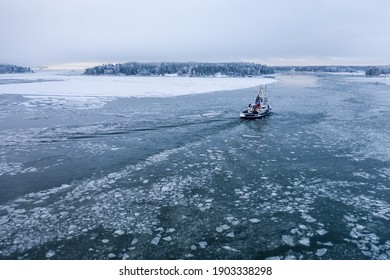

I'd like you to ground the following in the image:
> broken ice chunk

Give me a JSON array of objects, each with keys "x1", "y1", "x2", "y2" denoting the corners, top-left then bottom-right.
[
  {"x1": 299, "y1": 224, "x2": 308, "y2": 230},
  {"x1": 45, "y1": 250, "x2": 56, "y2": 258},
  {"x1": 316, "y1": 229, "x2": 328, "y2": 236},
  {"x1": 350, "y1": 229, "x2": 359, "y2": 239},
  {"x1": 226, "y1": 216, "x2": 235, "y2": 222},
  {"x1": 198, "y1": 241, "x2": 208, "y2": 249},
  {"x1": 249, "y1": 218, "x2": 260, "y2": 223},
  {"x1": 114, "y1": 229, "x2": 125, "y2": 236},
  {"x1": 266, "y1": 256, "x2": 282, "y2": 260},
  {"x1": 221, "y1": 224, "x2": 230, "y2": 230},
  {"x1": 298, "y1": 237, "x2": 310, "y2": 247},
  {"x1": 108, "y1": 253, "x2": 116, "y2": 258},
  {"x1": 154, "y1": 227, "x2": 165, "y2": 233},
  {"x1": 226, "y1": 232, "x2": 235, "y2": 238},
  {"x1": 14, "y1": 209, "x2": 26, "y2": 214},
  {"x1": 216, "y1": 226, "x2": 224, "y2": 233},
  {"x1": 285, "y1": 255, "x2": 297, "y2": 260},
  {"x1": 0, "y1": 218, "x2": 9, "y2": 225},
  {"x1": 356, "y1": 224, "x2": 365, "y2": 230},
  {"x1": 226, "y1": 216, "x2": 240, "y2": 226},
  {"x1": 163, "y1": 236, "x2": 172, "y2": 241},
  {"x1": 370, "y1": 244, "x2": 380, "y2": 253},
  {"x1": 316, "y1": 248, "x2": 327, "y2": 257},
  {"x1": 130, "y1": 238, "x2": 139, "y2": 245},
  {"x1": 151, "y1": 235, "x2": 161, "y2": 245},
  {"x1": 282, "y1": 235, "x2": 295, "y2": 246},
  {"x1": 222, "y1": 246, "x2": 240, "y2": 252},
  {"x1": 302, "y1": 213, "x2": 317, "y2": 223}
]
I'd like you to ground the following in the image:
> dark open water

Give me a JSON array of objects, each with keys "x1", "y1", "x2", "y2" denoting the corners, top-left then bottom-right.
[{"x1": 0, "y1": 73, "x2": 389, "y2": 259}]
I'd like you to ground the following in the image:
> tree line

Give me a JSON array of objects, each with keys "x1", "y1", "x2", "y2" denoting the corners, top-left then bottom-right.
[
  {"x1": 365, "y1": 65, "x2": 390, "y2": 76},
  {"x1": 84, "y1": 62, "x2": 275, "y2": 77},
  {"x1": 84, "y1": 62, "x2": 388, "y2": 77},
  {"x1": 2, "y1": 62, "x2": 389, "y2": 77},
  {"x1": 0, "y1": 64, "x2": 32, "y2": 74},
  {"x1": 273, "y1": 65, "x2": 368, "y2": 73}
]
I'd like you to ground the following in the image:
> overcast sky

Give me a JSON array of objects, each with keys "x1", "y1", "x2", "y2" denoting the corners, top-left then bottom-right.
[{"x1": 1, "y1": 0, "x2": 390, "y2": 67}]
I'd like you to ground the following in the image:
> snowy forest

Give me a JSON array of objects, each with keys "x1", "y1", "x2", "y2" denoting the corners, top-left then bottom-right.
[
  {"x1": 273, "y1": 65, "x2": 367, "y2": 73},
  {"x1": 84, "y1": 62, "x2": 275, "y2": 77},
  {"x1": 0, "y1": 64, "x2": 31, "y2": 74},
  {"x1": 84, "y1": 62, "x2": 374, "y2": 77},
  {"x1": 2, "y1": 62, "x2": 389, "y2": 77},
  {"x1": 365, "y1": 65, "x2": 390, "y2": 76}
]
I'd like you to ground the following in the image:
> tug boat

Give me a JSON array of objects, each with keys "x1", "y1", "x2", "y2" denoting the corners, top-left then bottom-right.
[{"x1": 240, "y1": 86, "x2": 272, "y2": 119}]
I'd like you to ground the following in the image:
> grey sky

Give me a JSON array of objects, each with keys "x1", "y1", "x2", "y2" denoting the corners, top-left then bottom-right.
[{"x1": 1, "y1": 0, "x2": 390, "y2": 67}]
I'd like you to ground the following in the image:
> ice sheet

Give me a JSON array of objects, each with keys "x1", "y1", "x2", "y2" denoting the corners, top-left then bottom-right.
[{"x1": 0, "y1": 70, "x2": 276, "y2": 98}]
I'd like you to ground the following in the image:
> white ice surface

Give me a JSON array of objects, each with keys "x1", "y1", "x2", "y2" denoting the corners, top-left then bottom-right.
[
  {"x1": 0, "y1": 70, "x2": 276, "y2": 103},
  {"x1": 350, "y1": 75, "x2": 390, "y2": 86}
]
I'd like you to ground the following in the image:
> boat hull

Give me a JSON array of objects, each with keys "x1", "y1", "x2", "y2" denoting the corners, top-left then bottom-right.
[{"x1": 240, "y1": 108, "x2": 271, "y2": 119}]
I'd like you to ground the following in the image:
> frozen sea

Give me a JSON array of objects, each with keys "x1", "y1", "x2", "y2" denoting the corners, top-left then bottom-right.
[{"x1": 0, "y1": 71, "x2": 389, "y2": 260}]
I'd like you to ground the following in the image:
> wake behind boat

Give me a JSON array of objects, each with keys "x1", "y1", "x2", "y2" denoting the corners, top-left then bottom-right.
[{"x1": 240, "y1": 86, "x2": 272, "y2": 119}]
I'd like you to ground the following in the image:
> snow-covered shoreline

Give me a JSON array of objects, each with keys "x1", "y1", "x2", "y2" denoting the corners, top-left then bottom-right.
[
  {"x1": 0, "y1": 70, "x2": 277, "y2": 109},
  {"x1": 0, "y1": 70, "x2": 276, "y2": 98}
]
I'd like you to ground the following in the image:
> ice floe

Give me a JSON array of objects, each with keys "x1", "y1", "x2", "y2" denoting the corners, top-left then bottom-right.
[
  {"x1": 151, "y1": 235, "x2": 161, "y2": 245},
  {"x1": 45, "y1": 250, "x2": 56, "y2": 258},
  {"x1": 198, "y1": 241, "x2": 208, "y2": 249},
  {"x1": 282, "y1": 235, "x2": 295, "y2": 246},
  {"x1": 316, "y1": 229, "x2": 328, "y2": 236},
  {"x1": 222, "y1": 246, "x2": 240, "y2": 252},
  {"x1": 108, "y1": 253, "x2": 116, "y2": 258},
  {"x1": 316, "y1": 248, "x2": 327, "y2": 257},
  {"x1": 226, "y1": 232, "x2": 235, "y2": 238},
  {"x1": 298, "y1": 237, "x2": 310, "y2": 247},
  {"x1": 113, "y1": 229, "x2": 125, "y2": 236}
]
